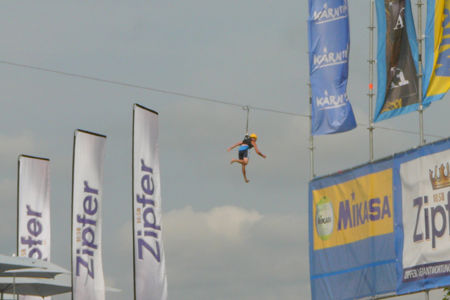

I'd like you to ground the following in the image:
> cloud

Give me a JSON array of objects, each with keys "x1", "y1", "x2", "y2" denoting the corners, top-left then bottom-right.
[
  {"x1": 115, "y1": 205, "x2": 309, "y2": 300},
  {"x1": 166, "y1": 205, "x2": 261, "y2": 243},
  {"x1": 161, "y1": 205, "x2": 309, "y2": 300}
]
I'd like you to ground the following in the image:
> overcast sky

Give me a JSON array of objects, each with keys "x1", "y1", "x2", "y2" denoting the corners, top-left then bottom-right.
[{"x1": 0, "y1": 1, "x2": 449, "y2": 299}]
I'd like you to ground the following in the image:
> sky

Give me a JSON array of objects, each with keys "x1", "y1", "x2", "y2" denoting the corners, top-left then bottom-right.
[{"x1": 0, "y1": 1, "x2": 449, "y2": 299}]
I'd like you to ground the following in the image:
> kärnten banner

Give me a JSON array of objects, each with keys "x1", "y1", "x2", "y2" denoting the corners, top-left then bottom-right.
[
  {"x1": 72, "y1": 130, "x2": 106, "y2": 300},
  {"x1": 308, "y1": 0, "x2": 357, "y2": 135},
  {"x1": 133, "y1": 104, "x2": 168, "y2": 300},
  {"x1": 374, "y1": 0, "x2": 420, "y2": 122},
  {"x1": 18, "y1": 155, "x2": 51, "y2": 300},
  {"x1": 309, "y1": 137, "x2": 450, "y2": 299},
  {"x1": 423, "y1": 0, "x2": 450, "y2": 104}
]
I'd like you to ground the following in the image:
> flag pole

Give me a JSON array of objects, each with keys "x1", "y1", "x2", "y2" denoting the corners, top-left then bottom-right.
[
  {"x1": 416, "y1": 0, "x2": 428, "y2": 295},
  {"x1": 417, "y1": 0, "x2": 425, "y2": 146},
  {"x1": 309, "y1": 81, "x2": 315, "y2": 180},
  {"x1": 369, "y1": 0, "x2": 375, "y2": 162}
]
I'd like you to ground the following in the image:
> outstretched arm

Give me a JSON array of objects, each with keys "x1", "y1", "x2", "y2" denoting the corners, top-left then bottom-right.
[
  {"x1": 227, "y1": 141, "x2": 242, "y2": 152},
  {"x1": 252, "y1": 142, "x2": 266, "y2": 158}
]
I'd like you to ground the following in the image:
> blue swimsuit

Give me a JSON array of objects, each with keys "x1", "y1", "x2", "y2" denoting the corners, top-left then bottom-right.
[{"x1": 238, "y1": 137, "x2": 253, "y2": 159}]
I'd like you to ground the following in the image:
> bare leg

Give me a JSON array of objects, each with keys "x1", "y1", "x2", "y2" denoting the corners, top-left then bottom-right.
[
  {"x1": 242, "y1": 164, "x2": 249, "y2": 183},
  {"x1": 241, "y1": 158, "x2": 249, "y2": 183},
  {"x1": 231, "y1": 158, "x2": 246, "y2": 165}
]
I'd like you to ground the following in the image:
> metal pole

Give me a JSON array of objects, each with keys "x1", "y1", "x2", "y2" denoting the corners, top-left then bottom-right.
[
  {"x1": 308, "y1": 82, "x2": 315, "y2": 179},
  {"x1": 417, "y1": 0, "x2": 425, "y2": 146},
  {"x1": 425, "y1": 289, "x2": 430, "y2": 300},
  {"x1": 368, "y1": 0, "x2": 375, "y2": 162}
]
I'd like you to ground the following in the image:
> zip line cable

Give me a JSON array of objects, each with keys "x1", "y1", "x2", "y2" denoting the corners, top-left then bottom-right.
[
  {"x1": 0, "y1": 60, "x2": 299, "y2": 115},
  {"x1": 0, "y1": 59, "x2": 443, "y2": 139}
]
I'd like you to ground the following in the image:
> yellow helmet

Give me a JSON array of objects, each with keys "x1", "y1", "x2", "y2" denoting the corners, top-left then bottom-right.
[{"x1": 250, "y1": 133, "x2": 258, "y2": 140}]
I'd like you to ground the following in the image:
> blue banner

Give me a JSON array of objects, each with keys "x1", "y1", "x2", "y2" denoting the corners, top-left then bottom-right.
[
  {"x1": 309, "y1": 137, "x2": 450, "y2": 299},
  {"x1": 308, "y1": 0, "x2": 356, "y2": 135},
  {"x1": 374, "y1": 0, "x2": 422, "y2": 122}
]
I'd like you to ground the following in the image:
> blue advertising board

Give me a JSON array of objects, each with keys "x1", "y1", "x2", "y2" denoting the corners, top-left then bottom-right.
[{"x1": 309, "y1": 137, "x2": 450, "y2": 299}]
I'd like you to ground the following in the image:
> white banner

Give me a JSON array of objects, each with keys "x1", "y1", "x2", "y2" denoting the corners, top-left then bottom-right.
[
  {"x1": 72, "y1": 130, "x2": 106, "y2": 300},
  {"x1": 18, "y1": 155, "x2": 51, "y2": 300},
  {"x1": 133, "y1": 104, "x2": 168, "y2": 300},
  {"x1": 401, "y1": 149, "x2": 450, "y2": 282}
]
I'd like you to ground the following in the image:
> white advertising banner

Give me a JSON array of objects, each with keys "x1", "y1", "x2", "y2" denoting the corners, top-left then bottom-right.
[
  {"x1": 72, "y1": 130, "x2": 106, "y2": 300},
  {"x1": 18, "y1": 155, "x2": 51, "y2": 300},
  {"x1": 133, "y1": 104, "x2": 168, "y2": 300},
  {"x1": 400, "y1": 148, "x2": 450, "y2": 283}
]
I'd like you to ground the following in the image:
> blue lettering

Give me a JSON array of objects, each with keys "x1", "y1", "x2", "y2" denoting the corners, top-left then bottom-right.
[
  {"x1": 431, "y1": 206, "x2": 446, "y2": 248},
  {"x1": 83, "y1": 195, "x2": 98, "y2": 215},
  {"x1": 338, "y1": 200, "x2": 352, "y2": 230},
  {"x1": 76, "y1": 256, "x2": 94, "y2": 279},
  {"x1": 28, "y1": 248, "x2": 42, "y2": 260},
  {"x1": 76, "y1": 181, "x2": 99, "y2": 279},
  {"x1": 381, "y1": 196, "x2": 391, "y2": 219},
  {"x1": 20, "y1": 205, "x2": 44, "y2": 260},
  {"x1": 138, "y1": 238, "x2": 161, "y2": 262},
  {"x1": 369, "y1": 198, "x2": 380, "y2": 221},
  {"x1": 413, "y1": 197, "x2": 423, "y2": 242}
]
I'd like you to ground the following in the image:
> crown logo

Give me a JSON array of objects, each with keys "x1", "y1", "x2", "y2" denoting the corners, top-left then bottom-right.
[{"x1": 429, "y1": 163, "x2": 450, "y2": 190}]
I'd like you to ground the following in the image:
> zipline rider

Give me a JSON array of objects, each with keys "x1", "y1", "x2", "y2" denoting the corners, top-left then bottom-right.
[{"x1": 227, "y1": 133, "x2": 266, "y2": 183}]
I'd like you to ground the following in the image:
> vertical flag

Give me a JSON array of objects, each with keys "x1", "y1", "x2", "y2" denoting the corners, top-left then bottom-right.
[
  {"x1": 423, "y1": 0, "x2": 450, "y2": 104},
  {"x1": 308, "y1": 0, "x2": 357, "y2": 135},
  {"x1": 72, "y1": 130, "x2": 106, "y2": 300},
  {"x1": 374, "y1": 0, "x2": 421, "y2": 122},
  {"x1": 133, "y1": 104, "x2": 168, "y2": 300},
  {"x1": 17, "y1": 155, "x2": 51, "y2": 300}
]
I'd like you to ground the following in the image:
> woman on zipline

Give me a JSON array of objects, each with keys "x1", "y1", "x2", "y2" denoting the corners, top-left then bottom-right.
[{"x1": 227, "y1": 133, "x2": 266, "y2": 183}]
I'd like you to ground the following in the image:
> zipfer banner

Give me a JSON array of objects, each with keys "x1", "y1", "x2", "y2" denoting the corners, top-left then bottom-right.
[
  {"x1": 72, "y1": 130, "x2": 106, "y2": 300},
  {"x1": 374, "y1": 0, "x2": 420, "y2": 122},
  {"x1": 18, "y1": 155, "x2": 51, "y2": 300},
  {"x1": 133, "y1": 104, "x2": 168, "y2": 300},
  {"x1": 309, "y1": 137, "x2": 450, "y2": 299},
  {"x1": 423, "y1": 0, "x2": 450, "y2": 104},
  {"x1": 307, "y1": 0, "x2": 356, "y2": 135}
]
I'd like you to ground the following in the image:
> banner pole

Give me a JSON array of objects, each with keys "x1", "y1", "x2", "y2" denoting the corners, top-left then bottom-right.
[
  {"x1": 70, "y1": 132, "x2": 76, "y2": 300},
  {"x1": 132, "y1": 106, "x2": 137, "y2": 300},
  {"x1": 16, "y1": 158, "x2": 20, "y2": 256},
  {"x1": 369, "y1": 0, "x2": 375, "y2": 162},
  {"x1": 308, "y1": 81, "x2": 315, "y2": 180},
  {"x1": 417, "y1": 0, "x2": 425, "y2": 146}
]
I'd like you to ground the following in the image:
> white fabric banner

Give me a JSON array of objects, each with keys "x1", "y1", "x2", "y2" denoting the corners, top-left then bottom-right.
[
  {"x1": 18, "y1": 155, "x2": 51, "y2": 300},
  {"x1": 133, "y1": 104, "x2": 168, "y2": 300},
  {"x1": 401, "y1": 149, "x2": 450, "y2": 281},
  {"x1": 72, "y1": 130, "x2": 106, "y2": 300}
]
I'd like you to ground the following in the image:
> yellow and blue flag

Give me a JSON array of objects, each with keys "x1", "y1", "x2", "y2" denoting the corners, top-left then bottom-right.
[{"x1": 423, "y1": 0, "x2": 450, "y2": 104}]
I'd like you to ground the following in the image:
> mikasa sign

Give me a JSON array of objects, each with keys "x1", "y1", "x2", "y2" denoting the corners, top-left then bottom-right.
[{"x1": 401, "y1": 149, "x2": 450, "y2": 282}]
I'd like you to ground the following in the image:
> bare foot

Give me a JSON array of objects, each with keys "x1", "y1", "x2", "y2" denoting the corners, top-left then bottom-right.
[
  {"x1": 245, "y1": 178, "x2": 250, "y2": 183},
  {"x1": 230, "y1": 159, "x2": 236, "y2": 164}
]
